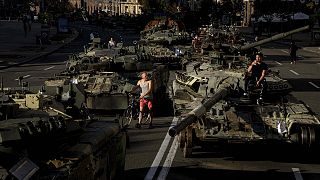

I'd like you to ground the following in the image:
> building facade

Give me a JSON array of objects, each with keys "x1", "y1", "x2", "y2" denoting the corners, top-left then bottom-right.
[
  {"x1": 243, "y1": 0, "x2": 255, "y2": 26},
  {"x1": 83, "y1": 0, "x2": 142, "y2": 15}
]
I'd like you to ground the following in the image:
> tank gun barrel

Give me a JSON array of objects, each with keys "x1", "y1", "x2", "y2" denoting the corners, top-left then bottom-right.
[
  {"x1": 238, "y1": 25, "x2": 309, "y2": 51},
  {"x1": 169, "y1": 86, "x2": 230, "y2": 137}
]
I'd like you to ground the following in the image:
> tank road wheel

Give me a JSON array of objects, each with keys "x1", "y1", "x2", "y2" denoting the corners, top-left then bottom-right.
[
  {"x1": 300, "y1": 126, "x2": 309, "y2": 147},
  {"x1": 183, "y1": 126, "x2": 193, "y2": 158},
  {"x1": 308, "y1": 126, "x2": 316, "y2": 148}
]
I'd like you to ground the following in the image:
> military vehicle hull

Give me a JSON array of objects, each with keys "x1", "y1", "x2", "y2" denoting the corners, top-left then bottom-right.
[
  {"x1": 44, "y1": 64, "x2": 169, "y2": 114},
  {"x1": 171, "y1": 67, "x2": 320, "y2": 158},
  {"x1": 0, "y1": 118, "x2": 126, "y2": 180},
  {"x1": 0, "y1": 91, "x2": 127, "y2": 180}
]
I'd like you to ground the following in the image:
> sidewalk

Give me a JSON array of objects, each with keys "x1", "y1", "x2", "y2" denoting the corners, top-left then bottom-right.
[
  {"x1": 238, "y1": 26, "x2": 320, "y2": 54},
  {"x1": 0, "y1": 21, "x2": 78, "y2": 69}
]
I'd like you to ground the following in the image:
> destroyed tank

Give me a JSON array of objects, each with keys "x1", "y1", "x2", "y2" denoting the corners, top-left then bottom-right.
[
  {"x1": 0, "y1": 90, "x2": 127, "y2": 179},
  {"x1": 169, "y1": 25, "x2": 320, "y2": 157},
  {"x1": 197, "y1": 25, "x2": 310, "y2": 61},
  {"x1": 140, "y1": 18, "x2": 191, "y2": 45},
  {"x1": 181, "y1": 25, "x2": 310, "y2": 73},
  {"x1": 44, "y1": 53, "x2": 169, "y2": 113},
  {"x1": 137, "y1": 19, "x2": 192, "y2": 69}
]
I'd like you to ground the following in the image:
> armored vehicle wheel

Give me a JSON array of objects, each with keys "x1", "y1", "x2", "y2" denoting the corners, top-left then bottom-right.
[{"x1": 308, "y1": 126, "x2": 316, "y2": 147}]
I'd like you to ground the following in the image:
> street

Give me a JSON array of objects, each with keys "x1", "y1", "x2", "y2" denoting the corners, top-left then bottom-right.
[{"x1": 0, "y1": 22, "x2": 320, "y2": 180}]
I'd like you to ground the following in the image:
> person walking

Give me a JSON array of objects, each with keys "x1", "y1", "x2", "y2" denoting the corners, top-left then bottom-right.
[
  {"x1": 289, "y1": 41, "x2": 299, "y2": 64},
  {"x1": 22, "y1": 15, "x2": 28, "y2": 37},
  {"x1": 130, "y1": 71, "x2": 154, "y2": 129},
  {"x1": 108, "y1": 37, "x2": 116, "y2": 48}
]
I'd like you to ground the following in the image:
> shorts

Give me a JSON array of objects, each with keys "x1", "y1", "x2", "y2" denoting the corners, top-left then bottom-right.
[{"x1": 140, "y1": 98, "x2": 153, "y2": 110}]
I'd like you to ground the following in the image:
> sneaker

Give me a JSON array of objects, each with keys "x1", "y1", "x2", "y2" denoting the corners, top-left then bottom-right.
[
  {"x1": 135, "y1": 123, "x2": 141, "y2": 129},
  {"x1": 243, "y1": 92, "x2": 248, "y2": 97}
]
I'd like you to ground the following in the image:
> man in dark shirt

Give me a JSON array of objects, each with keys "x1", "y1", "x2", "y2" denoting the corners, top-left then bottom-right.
[
  {"x1": 244, "y1": 53, "x2": 268, "y2": 104},
  {"x1": 289, "y1": 41, "x2": 299, "y2": 64}
]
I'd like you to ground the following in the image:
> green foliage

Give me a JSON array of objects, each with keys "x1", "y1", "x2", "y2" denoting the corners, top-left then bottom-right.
[
  {"x1": 45, "y1": 0, "x2": 75, "y2": 17},
  {"x1": 38, "y1": 12, "x2": 54, "y2": 23}
]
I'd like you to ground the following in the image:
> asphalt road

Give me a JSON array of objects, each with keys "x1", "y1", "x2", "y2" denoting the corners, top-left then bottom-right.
[{"x1": 0, "y1": 25, "x2": 320, "y2": 180}]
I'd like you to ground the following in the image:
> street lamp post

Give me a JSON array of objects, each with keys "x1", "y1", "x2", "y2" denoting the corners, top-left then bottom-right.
[{"x1": 282, "y1": 0, "x2": 294, "y2": 40}]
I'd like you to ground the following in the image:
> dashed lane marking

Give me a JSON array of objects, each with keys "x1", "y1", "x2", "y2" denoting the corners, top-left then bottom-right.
[
  {"x1": 145, "y1": 117, "x2": 179, "y2": 180},
  {"x1": 274, "y1": 61, "x2": 282, "y2": 65},
  {"x1": 308, "y1": 82, "x2": 320, "y2": 89},
  {"x1": 289, "y1": 70, "x2": 300, "y2": 75},
  {"x1": 14, "y1": 74, "x2": 31, "y2": 80},
  {"x1": 292, "y1": 168, "x2": 304, "y2": 180},
  {"x1": 44, "y1": 66, "x2": 55, "y2": 70}
]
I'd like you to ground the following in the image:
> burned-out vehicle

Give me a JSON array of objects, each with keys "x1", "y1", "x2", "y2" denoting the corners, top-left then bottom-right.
[
  {"x1": 44, "y1": 53, "x2": 169, "y2": 113},
  {"x1": 0, "y1": 90, "x2": 127, "y2": 179},
  {"x1": 169, "y1": 25, "x2": 320, "y2": 157}
]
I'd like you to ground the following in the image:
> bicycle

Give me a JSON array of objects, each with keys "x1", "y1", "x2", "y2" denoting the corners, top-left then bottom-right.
[{"x1": 121, "y1": 92, "x2": 152, "y2": 128}]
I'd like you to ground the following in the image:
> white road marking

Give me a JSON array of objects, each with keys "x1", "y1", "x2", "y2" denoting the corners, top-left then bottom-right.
[
  {"x1": 289, "y1": 70, "x2": 300, "y2": 75},
  {"x1": 157, "y1": 135, "x2": 179, "y2": 180},
  {"x1": 44, "y1": 66, "x2": 55, "y2": 70},
  {"x1": 281, "y1": 50, "x2": 289, "y2": 54},
  {"x1": 292, "y1": 168, "x2": 304, "y2": 180},
  {"x1": 144, "y1": 117, "x2": 179, "y2": 180},
  {"x1": 308, "y1": 82, "x2": 320, "y2": 89},
  {"x1": 274, "y1": 61, "x2": 282, "y2": 65},
  {"x1": 15, "y1": 75, "x2": 31, "y2": 80}
]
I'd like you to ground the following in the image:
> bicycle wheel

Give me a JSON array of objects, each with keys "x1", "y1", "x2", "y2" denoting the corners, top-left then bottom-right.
[
  {"x1": 141, "y1": 112, "x2": 151, "y2": 125},
  {"x1": 122, "y1": 107, "x2": 133, "y2": 128}
]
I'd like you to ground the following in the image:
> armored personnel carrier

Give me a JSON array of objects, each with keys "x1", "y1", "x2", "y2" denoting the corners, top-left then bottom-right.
[
  {"x1": 140, "y1": 18, "x2": 190, "y2": 45},
  {"x1": 0, "y1": 90, "x2": 127, "y2": 179},
  {"x1": 169, "y1": 25, "x2": 320, "y2": 157}
]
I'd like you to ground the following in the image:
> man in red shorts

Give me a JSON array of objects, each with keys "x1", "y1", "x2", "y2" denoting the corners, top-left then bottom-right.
[{"x1": 131, "y1": 71, "x2": 153, "y2": 129}]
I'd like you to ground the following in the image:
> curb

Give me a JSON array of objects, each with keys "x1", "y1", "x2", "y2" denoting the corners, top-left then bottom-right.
[{"x1": 0, "y1": 28, "x2": 79, "y2": 70}]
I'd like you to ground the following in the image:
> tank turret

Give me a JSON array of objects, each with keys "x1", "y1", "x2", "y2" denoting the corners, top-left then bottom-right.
[{"x1": 171, "y1": 56, "x2": 320, "y2": 157}]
